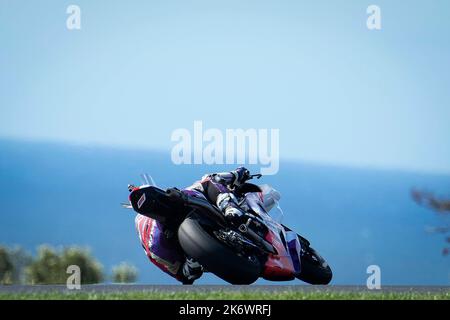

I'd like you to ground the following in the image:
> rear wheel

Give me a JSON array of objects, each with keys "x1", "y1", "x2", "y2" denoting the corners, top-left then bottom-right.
[{"x1": 178, "y1": 217, "x2": 261, "y2": 284}]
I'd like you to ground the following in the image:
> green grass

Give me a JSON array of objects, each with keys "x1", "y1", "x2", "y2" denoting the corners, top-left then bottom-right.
[{"x1": 0, "y1": 290, "x2": 449, "y2": 300}]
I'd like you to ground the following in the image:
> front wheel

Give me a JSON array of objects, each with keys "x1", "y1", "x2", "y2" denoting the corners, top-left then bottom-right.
[
  {"x1": 178, "y1": 217, "x2": 261, "y2": 284},
  {"x1": 297, "y1": 246, "x2": 333, "y2": 285}
]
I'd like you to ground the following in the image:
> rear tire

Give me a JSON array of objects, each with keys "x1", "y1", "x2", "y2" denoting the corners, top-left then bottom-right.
[{"x1": 178, "y1": 217, "x2": 261, "y2": 284}]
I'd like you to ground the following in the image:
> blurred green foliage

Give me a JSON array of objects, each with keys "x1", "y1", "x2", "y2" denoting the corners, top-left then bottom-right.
[
  {"x1": 0, "y1": 247, "x2": 13, "y2": 284},
  {"x1": 112, "y1": 262, "x2": 138, "y2": 283},
  {"x1": 1, "y1": 245, "x2": 140, "y2": 285},
  {"x1": 0, "y1": 246, "x2": 32, "y2": 285},
  {"x1": 25, "y1": 245, "x2": 104, "y2": 284}
]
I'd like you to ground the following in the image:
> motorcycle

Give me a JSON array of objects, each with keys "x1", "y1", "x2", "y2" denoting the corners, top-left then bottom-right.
[{"x1": 126, "y1": 173, "x2": 332, "y2": 285}]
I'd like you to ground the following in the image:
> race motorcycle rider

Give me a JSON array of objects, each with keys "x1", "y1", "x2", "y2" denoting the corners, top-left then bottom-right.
[{"x1": 133, "y1": 167, "x2": 252, "y2": 284}]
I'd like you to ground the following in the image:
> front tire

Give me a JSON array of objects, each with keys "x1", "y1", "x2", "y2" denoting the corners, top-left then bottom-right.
[
  {"x1": 178, "y1": 217, "x2": 261, "y2": 284},
  {"x1": 297, "y1": 246, "x2": 332, "y2": 285}
]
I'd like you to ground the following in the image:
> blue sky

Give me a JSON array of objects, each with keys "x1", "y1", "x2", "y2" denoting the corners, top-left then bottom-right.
[{"x1": 1, "y1": 0, "x2": 450, "y2": 174}]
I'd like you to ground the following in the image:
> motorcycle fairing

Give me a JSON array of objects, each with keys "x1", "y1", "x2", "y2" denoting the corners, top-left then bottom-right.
[
  {"x1": 245, "y1": 191, "x2": 301, "y2": 281},
  {"x1": 129, "y1": 185, "x2": 186, "y2": 226},
  {"x1": 262, "y1": 229, "x2": 296, "y2": 281}
]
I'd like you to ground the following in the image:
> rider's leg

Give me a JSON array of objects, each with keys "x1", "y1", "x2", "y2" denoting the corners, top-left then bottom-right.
[
  {"x1": 216, "y1": 192, "x2": 245, "y2": 222},
  {"x1": 180, "y1": 258, "x2": 203, "y2": 284},
  {"x1": 200, "y1": 180, "x2": 246, "y2": 223},
  {"x1": 135, "y1": 214, "x2": 203, "y2": 284}
]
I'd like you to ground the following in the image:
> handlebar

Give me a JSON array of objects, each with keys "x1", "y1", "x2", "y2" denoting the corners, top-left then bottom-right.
[
  {"x1": 248, "y1": 173, "x2": 262, "y2": 180},
  {"x1": 244, "y1": 173, "x2": 262, "y2": 183}
]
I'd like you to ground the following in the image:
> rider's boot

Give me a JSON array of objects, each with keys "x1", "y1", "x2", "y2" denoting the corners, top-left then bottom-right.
[
  {"x1": 181, "y1": 257, "x2": 203, "y2": 285},
  {"x1": 216, "y1": 193, "x2": 245, "y2": 225},
  {"x1": 223, "y1": 207, "x2": 246, "y2": 225}
]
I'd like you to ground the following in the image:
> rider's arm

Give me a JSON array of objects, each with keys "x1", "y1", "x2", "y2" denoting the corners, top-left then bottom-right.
[
  {"x1": 211, "y1": 167, "x2": 250, "y2": 187},
  {"x1": 211, "y1": 172, "x2": 236, "y2": 185}
]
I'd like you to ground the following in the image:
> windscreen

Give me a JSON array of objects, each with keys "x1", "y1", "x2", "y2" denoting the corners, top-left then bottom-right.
[
  {"x1": 246, "y1": 185, "x2": 284, "y2": 223},
  {"x1": 140, "y1": 173, "x2": 157, "y2": 187}
]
